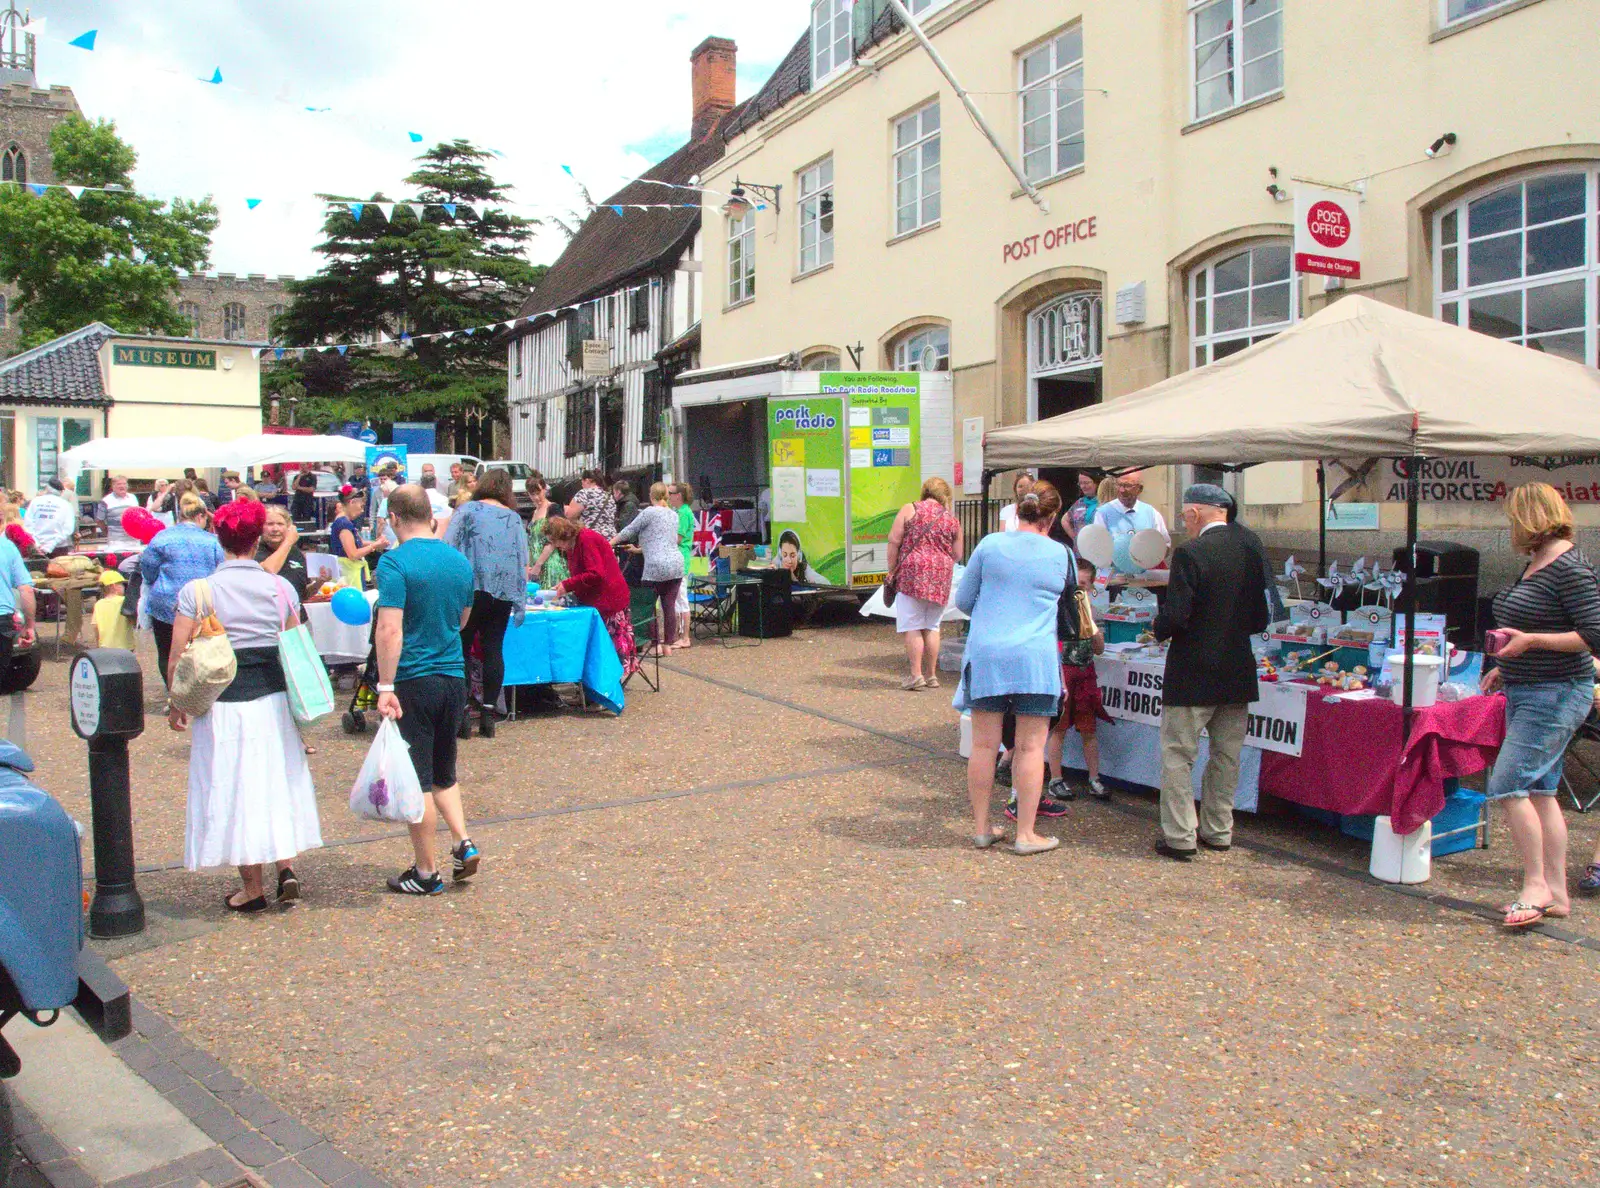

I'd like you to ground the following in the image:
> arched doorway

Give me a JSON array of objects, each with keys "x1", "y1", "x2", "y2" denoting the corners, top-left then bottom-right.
[{"x1": 1028, "y1": 290, "x2": 1102, "y2": 495}]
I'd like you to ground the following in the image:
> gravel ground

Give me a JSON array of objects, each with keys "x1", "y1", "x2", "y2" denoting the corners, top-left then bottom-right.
[{"x1": 31, "y1": 617, "x2": 1600, "y2": 1185}]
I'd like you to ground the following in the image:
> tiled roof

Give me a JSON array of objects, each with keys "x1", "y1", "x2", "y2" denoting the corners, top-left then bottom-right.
[
  {"x1": 0, "y1": 322, "x2": 114, "y2": 406},
  {"x1": 521, "y1": 29, "x2": 822, "y2": 326},
  {"x1": 519, "y1": 135, "x2": 732, "y2": 322},
  {"x1": 720, "y1": 31, "x2": 813, "y2": 142}
]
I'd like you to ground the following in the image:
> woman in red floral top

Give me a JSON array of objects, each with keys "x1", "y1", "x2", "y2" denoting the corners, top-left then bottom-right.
[{"x1": 886, "y1": 477, "x2": 963, "y2": 690}]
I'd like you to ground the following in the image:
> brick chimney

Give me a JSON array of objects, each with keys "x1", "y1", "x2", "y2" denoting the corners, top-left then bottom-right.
[{"x1": 690, "y1": 36, "x2": 737, "y2": 141}]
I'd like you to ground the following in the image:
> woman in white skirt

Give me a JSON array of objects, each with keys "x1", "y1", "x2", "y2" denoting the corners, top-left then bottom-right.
[
  {"x1": 886, "y1": 477, "x2": 964, "y2": 690},
  {"x1": 167, "y1": 500, "x2": 322, "y2": 912}
]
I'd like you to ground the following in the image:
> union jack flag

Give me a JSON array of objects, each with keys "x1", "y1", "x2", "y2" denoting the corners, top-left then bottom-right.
[{"x1": 692, "y1": 508, "x2": 730, "y2": 558}]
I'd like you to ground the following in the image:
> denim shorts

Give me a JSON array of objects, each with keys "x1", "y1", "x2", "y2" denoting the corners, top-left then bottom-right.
[
  {"x1": 1485, "y1": 676, "x2": 1595, "y2": 800},
  {"x1": 968, "y1": 691, "x2": 1060, "y2": 718}
]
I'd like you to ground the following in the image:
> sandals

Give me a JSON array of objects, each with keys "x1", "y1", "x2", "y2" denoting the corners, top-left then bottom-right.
[
  {"x1": 901, "y1": 675, "x2": 926, "y2": 691},
  {"x1": 924, "y1": 675, "x2": 941, "y2": 689},
  {"x1": 1502, "y1": 901, "x2": 1550, "y2": 929},
  {"x1": 1580, "y1": 864, "x2": 1600, "y2": 896}
]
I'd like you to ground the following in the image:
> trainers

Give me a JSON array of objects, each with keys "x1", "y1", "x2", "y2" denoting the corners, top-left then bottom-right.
[
  {"x1": 1045, "y1": 776, "x2": 1076, "y2": 802},
  {"x1": 1087, "y1": 777, "x2": 1111, "y2": 801},
  {"x1": 387, "y1": 866, "x2": 445, "y2": 895},
  {"x1": 1004, "y1": 794, "x2": 1069, "y2": 820},
  {"x1": 451, "y1": 839, "x2": 481, "y2": 882}
]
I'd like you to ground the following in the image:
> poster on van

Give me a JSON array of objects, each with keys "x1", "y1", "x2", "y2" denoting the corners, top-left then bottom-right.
[
  {"x1": 824, "y1": 372, "x2": 923, "y2": 588},
  {"x1": 768, "y1": 397, "x2": 846, "y2": 587}
]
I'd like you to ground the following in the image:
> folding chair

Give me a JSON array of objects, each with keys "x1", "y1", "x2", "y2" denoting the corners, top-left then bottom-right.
[
  {"x1": 1560, "y1": 710, "x2": 1600, "y2": 812},
  {"x1": 625, "y1": 585, "x2": 661, "y2": 693}
]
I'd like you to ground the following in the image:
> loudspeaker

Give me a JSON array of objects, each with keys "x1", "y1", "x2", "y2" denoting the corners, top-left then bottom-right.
[
  {"x1": 1392, "y1": 540, "x2": 1480, "y2": 645},
  {"x1": 736, "y1": 569, "x2": 793, "y2": 638}
]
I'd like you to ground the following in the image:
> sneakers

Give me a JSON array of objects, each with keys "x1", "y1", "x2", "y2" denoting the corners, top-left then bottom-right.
[
  {"x1": 1087, "y1": 776, "x2": 1110, "y2": 801},
  {"x1": 387, "y1": 866, "x2": 445, "y2": 895},
  {"x1": 451, "y1": 839, "x2": 481, "y2": 882},
  {"x1": 1045, "y1": 776, "x2": 1076, "y2": 803},
  {"x1": 1004, "y1": 793, "x2": 1069, "y2": 820}
]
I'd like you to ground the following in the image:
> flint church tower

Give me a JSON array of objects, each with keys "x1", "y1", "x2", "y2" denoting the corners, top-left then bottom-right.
[{"x1": 0, "y1": 3, "x2": 84, "y2": 355}]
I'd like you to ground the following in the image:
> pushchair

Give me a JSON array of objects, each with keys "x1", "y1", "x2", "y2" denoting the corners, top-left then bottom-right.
[{"x1": 340, "y1": 621, "x2": 380, "y2": 735}]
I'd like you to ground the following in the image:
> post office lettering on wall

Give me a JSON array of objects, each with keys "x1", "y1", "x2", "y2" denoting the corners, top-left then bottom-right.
[{"x1": 1004, "y1": 215, "x2": 1098, "y2": 264}]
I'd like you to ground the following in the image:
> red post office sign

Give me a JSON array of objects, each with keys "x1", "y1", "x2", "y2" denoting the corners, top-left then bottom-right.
[{"x1": 1293, "y1": 184, "x2": 1362, "y2": 279}]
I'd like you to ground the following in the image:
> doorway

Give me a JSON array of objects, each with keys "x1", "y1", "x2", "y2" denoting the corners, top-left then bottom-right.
[
  {"x1": 1035, "y1": 372, "x2": 1100, "y2": 496},
  {"x1": 600, "y1": 387, "x2": 624, "y2": 477}
]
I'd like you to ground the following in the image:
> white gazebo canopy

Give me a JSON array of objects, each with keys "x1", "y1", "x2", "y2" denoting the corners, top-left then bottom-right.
[
  {"x1": 983, "y1": 296, "x2": 1600, "y2": 470},
  {"x1": 59, "y1": 432, "x2": 371, "y2": 482}
]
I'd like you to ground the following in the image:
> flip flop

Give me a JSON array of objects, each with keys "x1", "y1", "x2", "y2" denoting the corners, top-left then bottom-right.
[
  {"x1": 1502, "y1": 901, "x2": 1550, "y2": 928},
  {"x1": 1500, "y1": 901, "x2": 1570, "y2": 919}
]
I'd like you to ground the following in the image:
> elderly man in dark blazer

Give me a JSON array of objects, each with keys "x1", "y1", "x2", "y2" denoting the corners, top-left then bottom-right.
[{"x1": 1151, "y1": 484, "x2": 1271, "y2": 861}]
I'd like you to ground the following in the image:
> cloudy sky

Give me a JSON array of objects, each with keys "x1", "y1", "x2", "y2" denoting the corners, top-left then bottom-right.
[{"x1": 27, "y1": 1, "x2": 810, "y2": 277}]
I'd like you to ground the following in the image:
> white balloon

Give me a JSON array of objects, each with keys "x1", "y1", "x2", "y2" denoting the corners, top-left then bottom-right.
[
  {"x1": 1077, "y1": 523, "x2": 1114, "y2": 569},
  {"x1": 1130, "y1": 528, "x2": 1169, "y2": 569}
]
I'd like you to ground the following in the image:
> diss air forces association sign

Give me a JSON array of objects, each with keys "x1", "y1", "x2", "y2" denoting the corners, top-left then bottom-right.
[{"x1": 113, "y1": 345, "x2": 218, "y2": 370}]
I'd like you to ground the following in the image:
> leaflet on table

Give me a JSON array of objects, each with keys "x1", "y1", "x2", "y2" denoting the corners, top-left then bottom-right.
[{"x1": 1093, "y1": 655, "x2": 1306, "y2": 757}]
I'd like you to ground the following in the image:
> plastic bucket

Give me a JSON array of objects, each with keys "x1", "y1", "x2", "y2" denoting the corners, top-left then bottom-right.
[
  {"x1": 938, "y1": 635, "x2": 965, "y2": 673},
  {"x1": 1369, "y1": 815, "x2": 1432, "y2": 884},
  {"x1": 1384, "y1": 653, "x2": 1444, "y2": 708},
  {"x1": 958, "y1": 710, "x2": 972, "y2": 758}
]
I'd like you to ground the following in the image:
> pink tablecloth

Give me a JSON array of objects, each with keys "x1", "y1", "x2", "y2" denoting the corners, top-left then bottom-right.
[{"x1": 1258, "y1": 692, "x2": 1505, "y2": 834}]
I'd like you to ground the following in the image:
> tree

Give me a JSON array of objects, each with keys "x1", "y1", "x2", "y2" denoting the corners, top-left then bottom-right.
[
  {"x1": 271, "y1": 140, "x2": 544, "y2": 451},
  {"x1": 0, "y1": 116, "x2": 217, "y2": 348}
]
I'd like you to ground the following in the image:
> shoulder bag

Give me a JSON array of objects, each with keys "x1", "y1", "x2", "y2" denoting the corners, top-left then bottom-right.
[
  {"x1": 276, "y1": 583, "x2": 336, "y2": 724},
  {"x1": 883, "y1": 505, "x2": 929, "y2": 609},
  {"x1": 169, "y1": 580, "x2": 237, "y2": 718}
]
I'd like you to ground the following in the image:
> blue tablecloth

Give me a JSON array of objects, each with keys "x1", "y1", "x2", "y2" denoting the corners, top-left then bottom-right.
[
  {"x1": 1061, "y1": 717, "x2": 1262, "y2": 812},
  {"x1": 501, "y1": 606, "x2": 625, "y2": 715}
]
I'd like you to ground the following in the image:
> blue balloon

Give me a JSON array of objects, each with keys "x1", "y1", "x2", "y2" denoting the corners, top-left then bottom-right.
[
  {"x1": 331, "y1": 586, "x2": 371, "y2": 626},
  {"x1": 1111, "y1": 532, "x2": 1144, "y2": 576}
]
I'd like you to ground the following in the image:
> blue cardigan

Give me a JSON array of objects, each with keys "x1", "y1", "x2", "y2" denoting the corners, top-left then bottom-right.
[{"x1": 952, "y1": 530, "x2": 1071, "y2": 710}]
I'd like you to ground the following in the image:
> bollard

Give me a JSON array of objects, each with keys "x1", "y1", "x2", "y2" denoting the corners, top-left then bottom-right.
[{"x1": 69, "y1": 649, "x2": 146, "y2": 938}]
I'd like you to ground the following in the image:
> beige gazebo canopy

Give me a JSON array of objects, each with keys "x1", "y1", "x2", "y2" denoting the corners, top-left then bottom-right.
[{"x1": 983, "y1": 295, "x2": 1600, "y2": 470}]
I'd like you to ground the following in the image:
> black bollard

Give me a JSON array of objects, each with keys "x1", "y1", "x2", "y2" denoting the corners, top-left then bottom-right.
[{"x1": 69, "y1": 649, "x2": 146, "y2": 938}]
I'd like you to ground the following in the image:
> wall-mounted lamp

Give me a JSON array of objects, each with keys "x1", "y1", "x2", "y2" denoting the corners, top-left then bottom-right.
[
  {"x1": 721, "y1": 177, "x2": 782, "y2": 219},
  {"x1": 1425, "y1": 132, "x2": 1457, "y2": 159},
  {"x1": 1266, "y1": 184, "x2": 1291, "y2": 203}
]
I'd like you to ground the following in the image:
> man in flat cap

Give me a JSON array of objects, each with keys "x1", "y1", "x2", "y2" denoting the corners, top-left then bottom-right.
[{"x1": 1151, "y1": 483, "x2": 1271, "y2": 861}]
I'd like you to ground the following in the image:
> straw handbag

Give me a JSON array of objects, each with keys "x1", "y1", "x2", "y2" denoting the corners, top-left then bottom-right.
[{"x1": 169, "y1": 581, "x2": 237, "y2": 717}]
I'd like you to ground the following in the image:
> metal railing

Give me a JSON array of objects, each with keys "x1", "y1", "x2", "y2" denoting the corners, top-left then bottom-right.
[{"x1": 954, "y1": 498, "x2": 998, "y2": 562}]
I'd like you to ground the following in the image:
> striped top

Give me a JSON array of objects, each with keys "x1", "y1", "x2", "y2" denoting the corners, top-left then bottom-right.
[{"x1": 1490, "y1": 550, "x2": 1600, "y2": 684}]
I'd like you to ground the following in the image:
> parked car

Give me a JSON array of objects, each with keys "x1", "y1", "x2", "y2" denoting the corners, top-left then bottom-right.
[
  {"x1": 0, "y1": 740, "x2": 84, "y2": 1182},
  {"x1": 475, "y1": 461, "x2": 536, "y2": 518},
  {"x1": 404, "y1": 454, "x2": 481, "y2": 489}
]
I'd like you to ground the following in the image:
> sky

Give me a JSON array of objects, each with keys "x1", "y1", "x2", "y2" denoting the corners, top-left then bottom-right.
[{"x1": 23, "y1": 1, "x2": 811, "y2": 278}]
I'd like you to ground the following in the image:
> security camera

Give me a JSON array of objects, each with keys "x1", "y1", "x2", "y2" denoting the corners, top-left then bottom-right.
[{"x1": 1425, "y1": 133, "x2": 1457, "y2": 158}]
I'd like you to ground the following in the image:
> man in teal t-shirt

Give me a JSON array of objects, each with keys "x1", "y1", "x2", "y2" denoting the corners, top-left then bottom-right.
[{"x1": 374, "y1": 485, "x2": 479, "y2": 897}]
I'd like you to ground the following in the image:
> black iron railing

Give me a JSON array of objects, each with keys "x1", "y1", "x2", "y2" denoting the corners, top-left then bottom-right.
[{"x1": 954, "y1": 498, "x2": 999, "y2": 562}]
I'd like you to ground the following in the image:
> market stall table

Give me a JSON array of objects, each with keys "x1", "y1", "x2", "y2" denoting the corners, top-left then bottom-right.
[
  {"x1": 305, "y1": 590, "x2": 377, "y2": 665},
  {"x1": 501, "y1": 605, "x2": 625, "y2": 715}
]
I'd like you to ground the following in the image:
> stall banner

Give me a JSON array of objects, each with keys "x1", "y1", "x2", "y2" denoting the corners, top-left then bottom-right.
[
  {"x1": 1094, "y1": 657, "x2": 1307, "y2": 758},
  {"x1": 768, "y1": 397, "x2": 846, "y2": 587},
  {"x1": 1380, "y1": 455, "x2": 1600, "y2": 503},
  {"x1": 825, "y1": 372, "x2": 923, "y2": 588}
]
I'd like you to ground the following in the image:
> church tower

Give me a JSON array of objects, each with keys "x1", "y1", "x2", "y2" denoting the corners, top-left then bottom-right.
[{"x1": 0, "y1": 2, "x2": 83, "y2": 354}]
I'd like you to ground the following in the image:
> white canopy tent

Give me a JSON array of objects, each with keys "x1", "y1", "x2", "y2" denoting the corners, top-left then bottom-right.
[
  {"x1": 59, "y1": 432, "x2": 370, "y2": 482},
  {"x1": 983, "y1": 296, "x2": 1600, "y2": 469},
  {"x1": 979, "y1": 295, "x2": 1600, "y2": 722}
]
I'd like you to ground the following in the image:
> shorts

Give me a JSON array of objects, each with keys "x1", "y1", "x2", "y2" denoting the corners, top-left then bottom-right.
[
  {"x1": 1485, "y1": 675, "x2": 1595, "y2": 800},
  {"x1": 895, "y1": 593, "x2": 945, "y2": 634},
  {"x1": 970, "y1": 691, "x2": 1059, "y2": 718},
  {"x1": 395, "y1": 674, "x2": 467, "y2": 791},
  {"x1": 1060, "y1": 663, "x2": 1104, "y2": 736}
]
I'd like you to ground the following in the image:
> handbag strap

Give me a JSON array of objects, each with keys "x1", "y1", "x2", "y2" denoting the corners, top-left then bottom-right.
[
  {"x1": 273, "y1": 578, "x2": 298, "y2": 632},
  {"x1": 893, "y1": 502, "x2": 930, "y2": 578}
]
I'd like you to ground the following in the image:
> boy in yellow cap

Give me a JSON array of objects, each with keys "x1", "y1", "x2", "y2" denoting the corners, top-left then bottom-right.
[{"x1": 89, "y1": 568, "x2": 135, "y2": 651}]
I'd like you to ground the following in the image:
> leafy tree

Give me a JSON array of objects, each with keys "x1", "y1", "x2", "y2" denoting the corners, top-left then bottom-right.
[
  {"x1": 0, "y1": 116, "x2": 217, "y2": 348},
  {"x1": 271, "y1": 140, "x2": 543, "y2": 449}
]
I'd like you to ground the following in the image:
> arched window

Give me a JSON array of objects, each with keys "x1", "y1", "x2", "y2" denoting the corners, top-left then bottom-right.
[
  {"x1": 1189, "y1": 240, "x2": 1294, "y2": 366},
  {"x1": 222, "y1": 302, "x2": 247, "y2": 341},
  {"x1": 1029, "y1": 292, "x2": 1102, "y2": 375},
  {"x1": 801, "y1": 350, "x2": 842, "y2": 372},
  {"x1": 892, "y1": 325, "x2": 950, "y2": 372},
  {"x1": 1, "y1": 145, "x2": 24, "y2": 185},
  {"x1": 1434, "y1": 166, "x2": 1597, "y2": 367},
  {"x1": 177, "y1": 302, "x2": 200, "y2": 336}
]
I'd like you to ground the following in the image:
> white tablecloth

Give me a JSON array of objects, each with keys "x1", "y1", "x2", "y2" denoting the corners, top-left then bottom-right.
[{"x1": 305, "y1": 589, "x2": 378, "y2": 664}]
